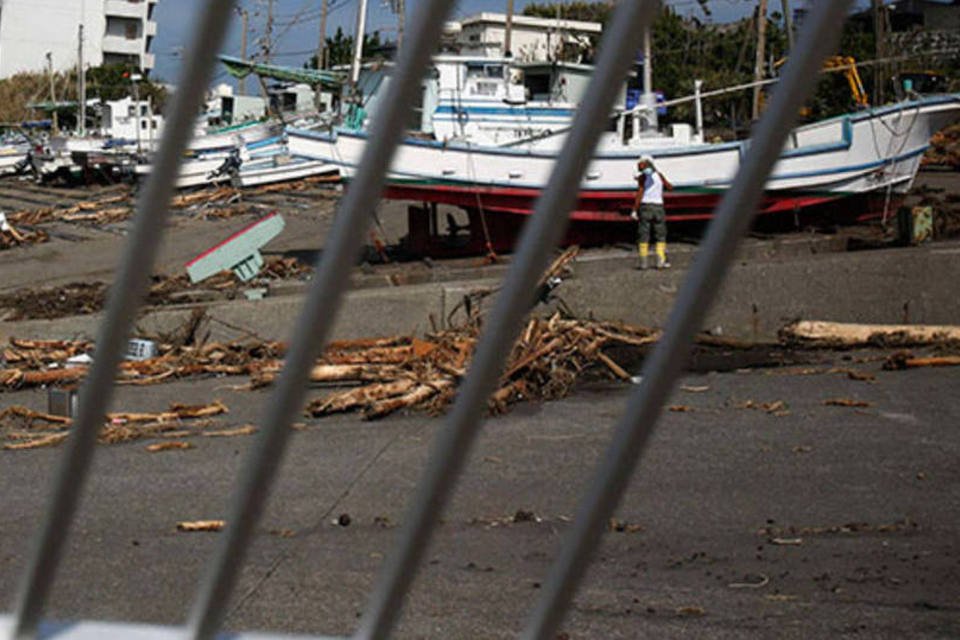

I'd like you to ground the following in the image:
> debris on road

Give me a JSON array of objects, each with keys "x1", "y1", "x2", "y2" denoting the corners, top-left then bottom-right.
[
  {"x1": 302, "y1": 314, "x2": 660, "y2": 420},
  {"x1": 1, "y1": 400, "x2": 233, "y2": 450},
  {"x1": 758, "y1": 518, "x2": 918, "y2": 538},
  {"x1": 146, "y1": 441, "x2": 194, "y2": 453},
  {"x1": 781, "y1": 320, "x2": 960, "y2": 348},
  {"x1": 824, "y1": 398, "x2": 872, "y2": 408},
  {"x1": 883, "y1": 352, "x2": 960, "y2": 370},
  {"x1": 176, "y1": 520, "x2": 225, "y2": 532},
  {"x1": 0, "y1": 215, "x2": 48, "y2": 249}
]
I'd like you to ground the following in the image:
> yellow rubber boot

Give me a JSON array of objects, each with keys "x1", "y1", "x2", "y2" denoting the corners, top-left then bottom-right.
[
  {"x1": 637, "y1": 243, "x2": 650, "y2": 270},
  {"x1": 655, "y1": 242, "x2": 670, "y2": 269}
]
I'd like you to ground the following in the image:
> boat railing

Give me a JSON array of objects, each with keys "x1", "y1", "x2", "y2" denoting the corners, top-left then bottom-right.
[{"x1": 1, "y1": 1, "x2": 855, "y2": 639}]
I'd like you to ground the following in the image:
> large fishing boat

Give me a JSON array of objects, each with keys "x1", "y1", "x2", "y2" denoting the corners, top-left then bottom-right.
[{"x1": 288, "y1": 94, "x2": 960, "y2": 251}]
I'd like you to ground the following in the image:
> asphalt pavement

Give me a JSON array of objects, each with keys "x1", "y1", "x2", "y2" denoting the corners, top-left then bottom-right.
[{"x1": 1, "y1": 359, "x2": 958, "y2": 638}]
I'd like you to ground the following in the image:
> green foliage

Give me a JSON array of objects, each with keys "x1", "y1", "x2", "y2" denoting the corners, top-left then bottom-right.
[
  {"x1": 85, "y1": 64, "x2": 167, "y2": 111},
  {"x1": 306, "y1": 28, "x2": 384, "y2": 69},
  {"x1": 522, "y1": 1, "x2": 613, "y2": 24}
]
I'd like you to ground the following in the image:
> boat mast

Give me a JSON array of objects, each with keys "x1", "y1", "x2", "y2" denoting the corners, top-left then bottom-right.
[
  {"x1": 77, "y1": 0, "x2": 86, "y2": 136},
  {"x1": 642, "y1": 24, "x2": 657, "y2": 130},
  {"x1": 504, "y1": 0, "x2": 514, "y2": 56},
  {"x1": 265, "y1": 0, "x2": 274, "y2": 64},
  {"x1": 350, "y1": 0, "x2": 369, "y2": 86}
]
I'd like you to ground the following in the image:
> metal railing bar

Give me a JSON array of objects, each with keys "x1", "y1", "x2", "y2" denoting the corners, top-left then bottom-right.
[
  {"x1": 9, "y1": 2, "x2": 237, "y2": 638},
  {"x1": 519, "y1": 2, "x2": 855, "y2": 638},
  {"x1": 183, "y1": 1, "x2": 458, "y2": 638},
  {"x1": 354, "y1": 2, "x2": 662, "y2": 638},
  {"x1": 0, "y1": 614, "x2": 340, "y2": 640}
]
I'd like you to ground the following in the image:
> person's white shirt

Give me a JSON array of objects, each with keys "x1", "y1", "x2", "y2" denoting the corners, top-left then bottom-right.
[{"x1": 640, "y1": 171, "x2": 664, "y2": 205}]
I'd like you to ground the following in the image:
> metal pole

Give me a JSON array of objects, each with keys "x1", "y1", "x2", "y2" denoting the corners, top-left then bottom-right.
[
  {"x1": 357, "y1": 2, "x2": 662, "y2": 638},
  {"x1": 752, "y1": 0, "x2": 769, "y2": 121},
  {"x1": 133, "y1": 76, "x2": 142, "y2": 155},
  {"x1": 318, "y1": 0, "x2": 329, "y2": 69},
  {"x1": 350, "y1": 0, "x2": 368, "y2": 85},
  {"x1": 521, "y1": 2, "x2": 854, "y2": 638},
  {"x1": 694, "y1": 78, "x2": 704, "y2": 141},
  {"x1": 504, "y1": 0, "x2": 514, "y2": 56},
  {"x1": 11, "y1": 2, "x2": 236, "y2": 637}
]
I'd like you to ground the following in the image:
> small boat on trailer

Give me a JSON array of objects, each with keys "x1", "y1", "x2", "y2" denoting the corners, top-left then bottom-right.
[{"x1": 289, "y1": 94, "x2": 960, "y2": 255}]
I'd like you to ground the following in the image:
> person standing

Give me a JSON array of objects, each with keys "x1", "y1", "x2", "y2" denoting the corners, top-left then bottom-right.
[{"x1": 630, "y1": 154, "x2": 673, "y2": 270}]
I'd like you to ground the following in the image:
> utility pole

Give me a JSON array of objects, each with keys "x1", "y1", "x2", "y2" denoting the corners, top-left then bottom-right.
[
  {"x1": 350, "y1": 0, "x2": 369, "y2": 86},
  {"x1": 265, "y1": 0, "x2": 275, "y2": 64},
  {"x1": 238, "y1": 6, "x2": 249, "y2": 95},
  {"x1": 504, "y1": 0, "x2": 514, "y2": 56},
  {"x1": 780, "y1": 0, "x2": 794, "y2": 50},
  {"x1": 46, "y1": 52, "x2": 59, "y2": 134},
  {"x1": 318, "y1": 0, "x2": 329, "y2": 69},
  {"x1": 751, "y1": 0, "x2": 768, "y2": 121},
  {"x1": 394, "y1": 0, "x2": 404, "y2": 52}
]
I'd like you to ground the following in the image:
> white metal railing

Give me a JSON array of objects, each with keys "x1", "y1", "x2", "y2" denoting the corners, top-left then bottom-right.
[{"x1": 2, "y1": 0, "x2": 854, "y2": 638}]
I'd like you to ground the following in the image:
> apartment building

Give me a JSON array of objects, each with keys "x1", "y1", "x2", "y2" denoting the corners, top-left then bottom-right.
[{"x1": 0, "y1": 0, "x2": 157, "y2": 79}]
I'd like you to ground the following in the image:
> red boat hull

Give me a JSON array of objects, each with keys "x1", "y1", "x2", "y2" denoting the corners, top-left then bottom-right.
[{"x1": 386, "y1": 183, "x2": 901, "y2": 257}]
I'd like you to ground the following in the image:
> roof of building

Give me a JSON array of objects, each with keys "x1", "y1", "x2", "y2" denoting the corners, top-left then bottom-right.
[{"x1": 456, "y1": 12, "x2": 603, "y2": 34}]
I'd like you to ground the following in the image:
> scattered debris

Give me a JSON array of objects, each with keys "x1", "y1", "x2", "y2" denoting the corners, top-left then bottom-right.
[
  {"x1": 608, "y1": 518, "x2": 644, "y2": 533},
  {"x1": 675, "y1": 606, "x2": 706, "y2": 617},
  {"x1": 1, "y1": 400, "x2": 234, "y2": 450},
  {"x1": 770, "y1": 537, "x2": 804, "y2": 546},
  {"x1": 758, "y1": 518, "x2": 918, "y2": 538},
  {"x1": 781, "y1": 320, "x2": 960, "y2": 348},
  {"x1": 0, "y1": 217, "x2": 48, "y2": 249},
  {"x1": 824, "y1": 398, "x2": 872, "y2": 408},
  {"x1": 176, "y1": 520, "x2": 225, "y2": 532},
  {"x1": 728, "y1": 573, "x2": 770, "y2": 589},
  {"x1": 738, "y1": 399, "x2": 790, "y2": 416},
  {"x1": 146, "y1": 441, "x2": 194, "y2": 453},
  {"x1": 883, "y1": 352, "x2": 960, "y2": 370}
]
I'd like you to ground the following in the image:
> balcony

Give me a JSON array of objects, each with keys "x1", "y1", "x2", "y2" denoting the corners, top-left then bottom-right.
[
  {"x1": 103, "y1": 34, "x2": 144, "y2": 56},
  {"x1": 144, "y1": 20, "x2": 157, "y2": 37},
  {"x1": 105, "y1": 0, "x2": 147, "y2": 20}
]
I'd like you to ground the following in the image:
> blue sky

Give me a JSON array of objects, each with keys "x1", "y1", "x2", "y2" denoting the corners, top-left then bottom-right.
[{"x1": 152, "y1": 1, "x2": 872, "y2": 84}]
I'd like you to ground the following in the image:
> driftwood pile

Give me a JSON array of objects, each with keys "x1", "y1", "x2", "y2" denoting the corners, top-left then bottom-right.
[{"x1": 298, "y1": 315, "x2": 660, "y2": 420}]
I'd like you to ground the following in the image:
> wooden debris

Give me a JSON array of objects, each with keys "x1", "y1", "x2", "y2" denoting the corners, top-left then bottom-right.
[
  {"x1": 176, "y1": 520, "x2": 225, "y2": 532},
  {"x1": 883, "y1": 353, "x2": 960, "y2": 370},
  {"x1": 201, "y1": 425, "x2": 257, "y2": 438},
  {"x1": 824, "y1": 398, "x2": 872, "y2": 408},
  {"x1": 3, "y1": 433, "x2": 68, "y2": 450},
  {"x1": 781, "y1": 320, "x2": 960, "y2": 348},
  {"x1": 146, "y1": 441, "x2": 194, "y2": 453}
]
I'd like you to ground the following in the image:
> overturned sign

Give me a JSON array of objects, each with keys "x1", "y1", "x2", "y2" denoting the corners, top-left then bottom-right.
[{"x1": 185, "y1": 212, "x2": 285, "y2": 283}]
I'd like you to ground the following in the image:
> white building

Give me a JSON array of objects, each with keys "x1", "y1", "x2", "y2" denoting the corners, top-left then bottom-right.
[
  {"x1": 452, "y1": 12, "x2": 602, "y2": 63},
  {"x1": 0, "y1": 0, "x2": 157, "y2": 79}
]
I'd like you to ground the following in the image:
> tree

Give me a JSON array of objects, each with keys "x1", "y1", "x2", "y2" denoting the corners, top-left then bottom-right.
[{"x1": 305, "y1": 28, "x2": 385, "y2": 69}]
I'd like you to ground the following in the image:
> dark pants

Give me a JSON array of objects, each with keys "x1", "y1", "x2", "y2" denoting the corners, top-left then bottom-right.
[{"x1": 638, "y1": 203, "x2": 667, "y2": 244}]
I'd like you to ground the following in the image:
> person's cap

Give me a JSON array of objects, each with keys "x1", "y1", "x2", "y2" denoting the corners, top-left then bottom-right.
[{"x1": 638, "y1": 154, "x2": 654, "y2": 165}]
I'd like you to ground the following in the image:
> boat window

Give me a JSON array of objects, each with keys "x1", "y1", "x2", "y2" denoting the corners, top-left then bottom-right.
[
  {"x1": 473, "y1": 81, "x2": 499, "y2": 96},
  {"x1": 484, "y1": 64, "x2": 504, "y2": 79}
]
